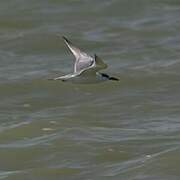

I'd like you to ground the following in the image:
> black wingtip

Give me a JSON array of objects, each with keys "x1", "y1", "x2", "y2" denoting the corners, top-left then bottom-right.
[
  {"x1": 62, "y1": 36, "x2": 71, "y2": 44},
  {"x1": 62, "y1": 36, "x2": 67, "y2": 41}
]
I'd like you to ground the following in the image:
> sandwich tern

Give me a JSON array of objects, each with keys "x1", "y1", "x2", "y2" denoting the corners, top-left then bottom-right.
[{"x1": 52, "y1": 36, "x2": 119, "y2": 84}]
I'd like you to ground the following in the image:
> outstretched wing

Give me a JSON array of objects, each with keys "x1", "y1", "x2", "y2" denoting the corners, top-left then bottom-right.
[
  {"x1": 79, "y1": 54, "x2": 108, "y2": 76},
  {"x1": 94, "y1": 54, "x2": 107, "y2": 70},
  {"x1": 62, "y1": 36, "x2": 93, "y2": 73}
]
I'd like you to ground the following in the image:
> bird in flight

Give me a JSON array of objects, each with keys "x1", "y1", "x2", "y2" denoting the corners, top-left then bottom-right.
[{"x1": 52, "y1": 36, "x2": 119, "y2": 84}]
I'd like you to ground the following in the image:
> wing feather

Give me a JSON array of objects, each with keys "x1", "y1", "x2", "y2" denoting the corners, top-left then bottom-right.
[
  {"x1": 62, "y1": 36, "x2": 93, "y2": 72},
  {"x1": 94, "y1": 54, "x2": 107, "y2": 70},
  {"x1": 78, "y1": 54, "x2": 108, "y2": 76}
]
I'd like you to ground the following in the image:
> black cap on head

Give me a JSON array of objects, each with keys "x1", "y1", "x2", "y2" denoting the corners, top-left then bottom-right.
[
  {"x1": 101, "y1": 73, "x2": 109, "y2": 78},
  {"x1": 101, "y1": 73, "x2": 119, "y2": 81}
]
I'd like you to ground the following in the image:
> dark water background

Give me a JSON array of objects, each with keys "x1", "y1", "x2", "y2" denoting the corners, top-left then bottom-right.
[{"x1": 0, "y1": 0, "x2": 180, "y2": 179}]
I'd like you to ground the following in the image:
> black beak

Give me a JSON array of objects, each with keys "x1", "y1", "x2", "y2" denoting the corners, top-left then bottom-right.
[{"x1": 109, "y1": 77, "x2": 119, "y2": 81}]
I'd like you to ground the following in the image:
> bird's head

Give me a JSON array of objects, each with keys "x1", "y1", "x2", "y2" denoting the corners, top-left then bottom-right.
[{"x1": 101, "y1": 73, "x2": 119, "y2": 81}]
